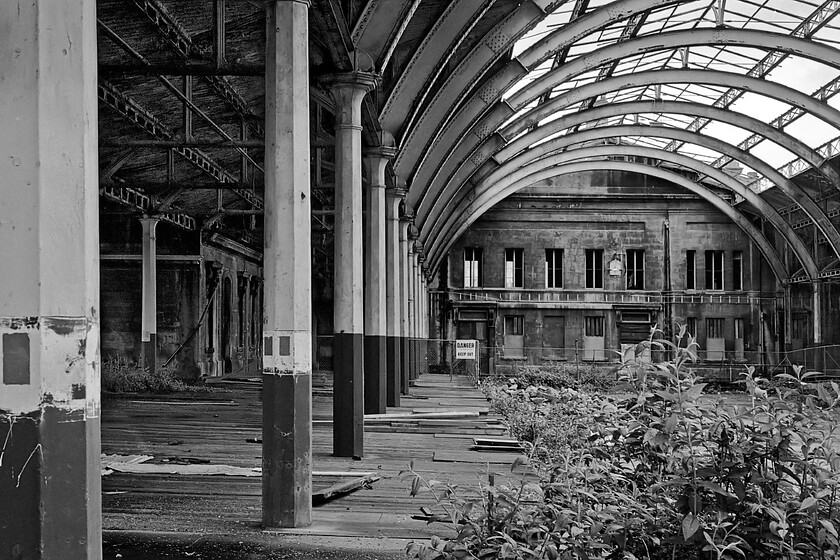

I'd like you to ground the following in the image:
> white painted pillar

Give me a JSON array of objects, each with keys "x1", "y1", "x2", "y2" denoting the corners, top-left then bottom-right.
[
  {"x1": 0, "y1": 0, "x2": 102, "y2": 556},
  {"x1": 140, "y1": 217, "x2": 159, "y2": 373},
  {"x1": 385, "y1": 187, "x2": 405, "y2": 406},
  {"x1": 363, "y1": 147, "x2": 394, "y2": 414},
  {"x1": 399, "y1": 217, "x2": 411, "y2": 393},
  {"x1": 326, "y1": 71, "x2": 377, "y2": 458},
  {"x1": 262, "y1": 0, "x2": 313, "y2": 528}
]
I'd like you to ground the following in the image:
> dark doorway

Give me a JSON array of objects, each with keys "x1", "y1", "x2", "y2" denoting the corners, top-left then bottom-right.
[{"x1": 222, "y1": 278, "x2": 232, "y2": 373}]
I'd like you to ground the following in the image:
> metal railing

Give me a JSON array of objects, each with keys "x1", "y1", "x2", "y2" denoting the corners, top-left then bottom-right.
[{"x1": 449, "y1": 289, "x2": 771, "y2": 306}]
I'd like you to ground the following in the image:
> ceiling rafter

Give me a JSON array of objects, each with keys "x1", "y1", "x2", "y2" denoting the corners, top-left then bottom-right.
[
  {"x1": 130, "y1": 0, "x2": 264, "y2": 137},
  {"x1": 98, "y1": 80, "x2": 263, "y2": 211},
  {"x1": 664, "y1": 0, "x2": 840, "y2": 152}
]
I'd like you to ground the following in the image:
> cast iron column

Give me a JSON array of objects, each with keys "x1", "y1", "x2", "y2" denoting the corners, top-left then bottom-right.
[
  {"x1": 399, "y1": 215, "x2": 412, "y2": 393},
  {"x1": 385, "y1": 187, "x2": 405, "y2": 406},
  {"x1": 326, "y1": 71, "x2": 378, "y2": 457},
  {"x1": 140, "y1": 217, "x2": 159, "y2": 374},
  {"x1": 262, "y1": 0, "x2": 313, "y2": 528},
  {"x1": 0, "y1": 0, "x2": 102, "y2": 556},
  {"x1": 363, "y1": 147, "x2": 395, "y2": 414}
]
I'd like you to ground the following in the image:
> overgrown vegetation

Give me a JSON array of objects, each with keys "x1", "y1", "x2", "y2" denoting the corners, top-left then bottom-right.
[
  {"x1": 403, "y1": 326, "x2": 840, "y2": 559},
  {"x1": 101, "y1": 355, "x2": 190, "y2": 393}
]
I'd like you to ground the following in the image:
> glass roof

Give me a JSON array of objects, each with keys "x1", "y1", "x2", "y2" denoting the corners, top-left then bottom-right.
[{"x1": 505, "y1": 0, "x2": 840, "y2": 193}]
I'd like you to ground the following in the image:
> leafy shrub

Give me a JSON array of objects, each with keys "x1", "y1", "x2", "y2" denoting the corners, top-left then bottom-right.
[
  {"x1": 404, "y1": 326, "x2": 840, "y2": 560},
  {"x1": 101, "y1": 355, "x2": 187, "y2": 393},
  {"x1": 498, "y1": 362, "x2": 619, "y2": 393}
]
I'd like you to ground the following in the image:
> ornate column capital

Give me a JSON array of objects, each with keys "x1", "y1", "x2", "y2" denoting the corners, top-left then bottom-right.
[{"x1": 322, "y1": 71, "x2": 378, "y2": 130}]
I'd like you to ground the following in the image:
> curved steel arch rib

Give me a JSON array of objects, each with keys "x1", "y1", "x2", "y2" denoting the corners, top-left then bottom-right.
[
  {"x1": 420, "y1": 98, "x2": 840, "y2": 239},
  {"x1": 427, "y1": 159, "x2": 789, "y2": 282},
  {"x1": 410, "y1": 28, "x2": 840, "y2": 214},
  {"x1": 469, "y1": 124, "x2": 840, "y2": 259},
  {"x1": 393, "y1": 0, "x2": 688, "y2": 179}
]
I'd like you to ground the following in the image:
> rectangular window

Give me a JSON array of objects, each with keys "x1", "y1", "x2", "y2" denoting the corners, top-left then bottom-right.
[
  {"x1": 626, "y1": 249, "x2": 645, "y2": 290},
  {"x1": 705, "y1": 250, "x2": 724, "y2": 291},
  {"x1": 734, "y1": 318, "x2": 744, "y2": 339},
  {"x1": 545, "y1": 249, "x2": 563, "y2": 288},
  {"x1": 503, "y1": 315, "x2": 525, "y2": 358},
  {"x1": 686, "y1": 317, "x2": 698, "y2": 338},
  {"x1": 585, "y1": 249, "x2": 604, "y2": 289},
  {"x1": 504, "y1": 315, "x2": 524, "y2": 336},
  {"x1": 464, "y1": 248, "x2": 483, "y2": 288},
  {"x1": 584, "y1": 316, "x2": 605, "y2": 337},
  {"x1": 706, "y1": 318, "x2": 725, "y2": 339},
  {"x1": 686, "y1": 250, "x2": 696, "y2": 290},
  {"x1": 505, "y1": 248, "x2": 524, "y2": 288},
  {"x1": 732, "y1": 250, "x2": 743, "y2": 291}
]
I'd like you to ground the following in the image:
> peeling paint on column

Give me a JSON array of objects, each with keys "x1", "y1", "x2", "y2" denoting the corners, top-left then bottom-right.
[{"x1": 262, "y1": 330, "x2": 311, "y2": 374}]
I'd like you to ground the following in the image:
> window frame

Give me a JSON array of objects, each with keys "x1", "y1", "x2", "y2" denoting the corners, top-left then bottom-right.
[
  {"x1": 504, "y1": 248, "x2": 524, "y2": 289},
  {"x1": 626, "y1": 249, "x2": 645, "y2": 290},
  {"x1": 585, "y1": 249, "x2": 604, "y2": 289},
  {"x1": 705, "y1": 250, "x2": 724, "y2": 291},
  {"x1": 732, "y1": 250, "x2": 743, "y2": 291},
  {"x1": 686, "y1": 250, "x2": 696, "y2": 290},
  {"x1": 584, "y1": 316, "x2": 605, "y2": 337},
  {"x1": 545, "y1": 248, "x2": 564, "y2": 289},
  {"x1": 463, "y1": 247, "x2": 483, "y2": 288}
]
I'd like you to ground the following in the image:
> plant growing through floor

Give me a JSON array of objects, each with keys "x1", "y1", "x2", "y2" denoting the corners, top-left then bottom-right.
[
  {"x1": 404, "y1": 325, "x2": 840, "y2": 559},
  {"x1": 101, "y1": 355, "x2": 187, "y2": 393}
]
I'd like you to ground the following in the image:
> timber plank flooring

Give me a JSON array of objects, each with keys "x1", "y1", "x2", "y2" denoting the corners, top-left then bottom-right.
[{"x1": 101, "y1": 373, "x2": 523, "y2": 539}]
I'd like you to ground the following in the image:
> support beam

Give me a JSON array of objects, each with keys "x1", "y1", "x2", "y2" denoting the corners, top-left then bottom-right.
[
  {"x1": 399, "y1": 213, "x2": 412, "y2": 394},
  {"x1": 363, "y1": 147, "x2": 396, "y2": 414},
  {"x1": 262, "y1": 0, "x2": 312, "y2": 528},
  {"x1": 326, "y1": 71, "x2": 378, "y2": 458},
  {"x1": 0, "y1": 0, "x2": 102, "y2": 556},
  {"x1": 385, "y1": 187, "x2": 406, "y2": 407},
  {"x1": 140, "y1": 217, "x2": 159, "y2": 374}
]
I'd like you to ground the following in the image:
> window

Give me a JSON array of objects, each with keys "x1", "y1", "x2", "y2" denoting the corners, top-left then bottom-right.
[
  {"x1": 545, "y1": 249, "x2": 563, "y2": 288},
  {"x1": 504, "y1": 315, "x2": 524, "y2": 336},
  {"x1": 585, "y1": 316, "x2": 604, "y2": 337},
  {"x1": 503, "y1": 315, "x2": 525, "y2": 358},
  {"x1": 464, "y1": 248, "x2": 483, "y2": 288},
  {"x1": 705, "y1": 250, "x2": 724, "y2": 290},
  {"x1": 626, "y1": 249, "x2": 645, "y2": 290},
  {"x1": 734, "y1": 318, "x2": 744, "y2": 340},
  {"x1": 706, "y1": 318, "x2": 725, "y2": 339},
  {"x1": 686, "y1": 317, "x2": 698, "y2": 338},
  {"x1": 585, "y1": 249, "x2": 604, "y2": 289},
  {"x1": 732, "y1": 250, "x2": 743, "y2": 291},
  {"x1": 686, "y1": 250, "x2": 696, "y2": 290},
  {"x1": 505, "y1": 248, "x2": 524, "y2": 288}
]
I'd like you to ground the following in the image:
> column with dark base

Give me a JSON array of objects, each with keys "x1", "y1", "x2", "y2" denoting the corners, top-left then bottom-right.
[
  {"x1": 140, "y1": 217, "x2": 159, "y2": 374},
  {"x1": 363, "y1": 147, "x2": 395, "y2": 414},
  {"x1": 0, "y1": 0, "x2": 102, "y2": 556},
  {"x1": 385, "y1": 186, "x2": 406, "y2": 407},
  {"x1": 262, "y1": 0, "x2": 313, "y2": 528},
  {"x1": 326, "y1": 71, "x2": 378, "y2": 457}
]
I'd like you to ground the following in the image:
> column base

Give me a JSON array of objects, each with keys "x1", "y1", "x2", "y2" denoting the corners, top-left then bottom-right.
[
  {"x1": 141, "y1": 334, "x2": 156, "y2": 373},
  {"x1": 399, "y1": 336, "x2": 410, "y2": 395},
  {"x1": 1, "y1": 408, "x2": 102, "y2": 560},
  {"x1": 333, "y1": 332, "x2": 364, "y2": 457},
  {"x1": 262, "y1": 372, "x2": 312, "y2": 528},
  {"x1": 386, "y1": 336, "x2": 401, "y2": 408},
  {"x1": 364, "y1": 335, "x2": 387, "y2": 414}
]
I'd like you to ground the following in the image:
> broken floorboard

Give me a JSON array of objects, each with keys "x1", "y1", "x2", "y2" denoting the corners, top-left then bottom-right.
[{"x1": 101, "y1": 373, "x2": 531, "y2": 540}]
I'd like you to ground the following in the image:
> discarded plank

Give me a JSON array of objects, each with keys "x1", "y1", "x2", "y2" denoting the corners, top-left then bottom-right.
[
  {"x1": 432, "y1": 451, "x2": 524, "y2": 464},
  {"x1": 313, "y1": 474, "x2": 381, "y2": 505}
]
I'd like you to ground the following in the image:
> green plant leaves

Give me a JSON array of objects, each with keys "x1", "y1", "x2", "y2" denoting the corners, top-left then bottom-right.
[{"x1": 682, "y1": 513, "x2": 701, "y2": 541}]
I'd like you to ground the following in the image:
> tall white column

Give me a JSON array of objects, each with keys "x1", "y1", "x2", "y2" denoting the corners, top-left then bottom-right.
[
  {"x1": 262, "y1": 0, "x2": 313, "y2": 528},
  {"x1": 140, "y1": 217, "x2": 159, "y2": 374},
  {"x1": 385, "y1": 187, "x2": 405, "y2": 406},
  {"x1": 399, "y1": 216, "x2": 412, "y2": 393},
  {"x1": 363, "y1": 147, "x2": 395, "y2": 414},
  {"x1": 0, "y1": 0, "x2": 102, "y2": 555},
  {"x1": 325, "y1": 71, "x2": 377, "y2": 458}
]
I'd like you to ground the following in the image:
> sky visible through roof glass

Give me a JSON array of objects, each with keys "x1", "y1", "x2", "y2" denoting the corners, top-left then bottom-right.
[{"x1": 506, "y1": 0, "x2": 840, "y2": 193}]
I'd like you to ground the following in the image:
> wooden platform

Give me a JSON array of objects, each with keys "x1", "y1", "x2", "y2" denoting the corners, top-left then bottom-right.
[{"x1": 101, "y1": 373, "x2": 527, "y2": 540}]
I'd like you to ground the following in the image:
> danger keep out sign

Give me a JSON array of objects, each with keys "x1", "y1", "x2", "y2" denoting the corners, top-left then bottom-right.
[{"x1": 455, "y1": 340, "x2": 478, "y2": 360}]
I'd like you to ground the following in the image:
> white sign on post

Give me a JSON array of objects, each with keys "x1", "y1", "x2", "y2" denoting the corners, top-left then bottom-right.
[{"x1": 455, "y1": 339, "x2": 477, "y2": 360}]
